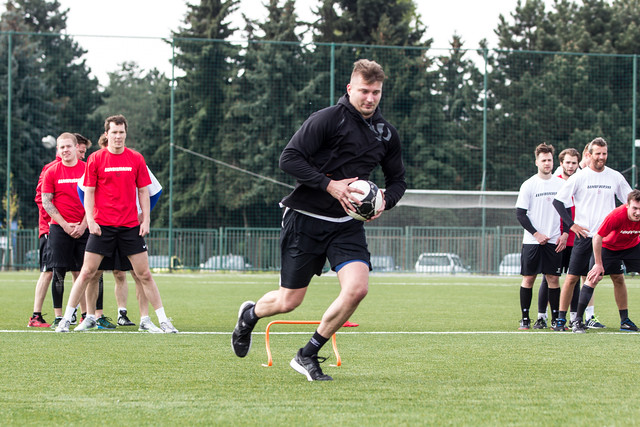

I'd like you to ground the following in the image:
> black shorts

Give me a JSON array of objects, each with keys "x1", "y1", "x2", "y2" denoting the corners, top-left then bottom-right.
[
  {"x1": 592, "y1": 244, "x2": 640, "y2": 275},
  {"x1": 561, "y1": 246, "x2": 573, "y2": 272},
  {"x1": 39, "y1": 234, "x2": 53, "y2": 272},
  {"x1": 98, "y1": 247, "x2": 133, "y2": 271},
  {"x1": 567, "y1": 236, "x2": 593, "y2": 276},
  {"x1": 48, "y1": 224, "x2": 89, "y2": 271},
  {"x1": 85, "y1": 225, "x2": 147, "y2": 259},
  {"x1": 520, "y1": 244, "x2": 563, "y2": 276},
  {"x1": 280, "y1": 210, "x2": 371, "y2": 289}
]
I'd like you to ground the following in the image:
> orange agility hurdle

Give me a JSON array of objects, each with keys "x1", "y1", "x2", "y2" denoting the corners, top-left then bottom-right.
[{"x1": 262, "y1": 320, "x2": 342, "y2": 367}]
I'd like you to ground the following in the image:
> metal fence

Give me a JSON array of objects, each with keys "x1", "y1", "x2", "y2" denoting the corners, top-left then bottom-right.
[
  {"x1": 1, "y1": 226, "x2": 524, "y2": 275},
  {"x1": 2, "y1": 32, "x2": 636, "y2": 272}
]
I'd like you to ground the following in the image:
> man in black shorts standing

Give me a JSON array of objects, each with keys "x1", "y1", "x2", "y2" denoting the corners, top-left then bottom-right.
[
  {"x1": 55, "y1": 115, "x2": 177, "y2": 333},
  {"x1": 515, "y1": 143, "x2": 567, "y2": 330},
  {"x1": 42, "y1": 133, "x2": 90, "y2": 322},
  {"x1": 572, "y1": 189, "x2": 640, "y2": 333},
  {"x1": 232, "y1": 59, "x2": 406, "y2": 381}
]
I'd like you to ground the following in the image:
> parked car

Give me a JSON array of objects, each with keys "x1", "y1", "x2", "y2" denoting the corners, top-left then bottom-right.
[
  {"x1": 415, "y1": 253, "x2": 469, "y2": 274},
  {"x1": 370, "y1": 255, "x2": 397, "y2": 272},
  {"x1": 200, "y1": 255, "x2": 252, "y2": 271},
  {"x1": 499, "y1": 253, "x2": 521, "y2": 275},
  {"x1": 148, "y1": 255, "x2": 182, "y2": 271}
]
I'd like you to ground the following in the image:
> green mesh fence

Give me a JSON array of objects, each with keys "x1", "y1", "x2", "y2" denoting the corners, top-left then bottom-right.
[{"x1": 1, "y1": 32, "x2": 638, "y2": 272}]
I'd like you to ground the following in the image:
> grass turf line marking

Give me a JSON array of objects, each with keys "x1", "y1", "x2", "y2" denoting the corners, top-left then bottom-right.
[{"x1": 1, "y1": 329, "x2": 637, "y2": 335}]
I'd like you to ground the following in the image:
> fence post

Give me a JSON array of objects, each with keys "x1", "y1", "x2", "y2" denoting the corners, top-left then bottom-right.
[
  {"x1": 168, "y1": 38, "x2": 176, "y2": 270},
  {"x1": 633, "y1": 54, "x2": 637, "y2": 189},
  {"x1": 330, "y1": 42, "x2": 335, "y2": 106},
  {"x1": 5, "y1": 32, "x2": 13, "y2": 270}
]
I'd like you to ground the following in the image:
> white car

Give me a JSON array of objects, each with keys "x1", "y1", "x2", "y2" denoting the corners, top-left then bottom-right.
[
  {"x1": 415, "y1": 253, "x2": 469, "y2": 274},
  {"x1": 499, "y1": 253, "x2": 521, "y2": 275},
  {"x1": 200, "y1": 255, "x2": 252, "y2": 271}
]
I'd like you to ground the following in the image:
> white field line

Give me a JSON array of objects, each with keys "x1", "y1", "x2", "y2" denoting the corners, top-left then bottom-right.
[{"x1": 1, "y1": 329, "x2": 636, "y2": 335}]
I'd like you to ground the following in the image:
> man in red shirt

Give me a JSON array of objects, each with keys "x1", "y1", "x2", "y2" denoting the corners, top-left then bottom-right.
[
  {"x1": 572, "y1": 189, "x2": 640, "y2": 332},
  {"x1": 26, "y1": 155, "x2": 61, "y2": 327},
  {"x1": 55, "y1": 115, "x2": 177, "y2": 333}
]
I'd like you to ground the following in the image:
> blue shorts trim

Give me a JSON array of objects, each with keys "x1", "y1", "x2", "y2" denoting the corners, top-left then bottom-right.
[{"x1": 335, "y1": 259, "x2": 370, "y2": 273}]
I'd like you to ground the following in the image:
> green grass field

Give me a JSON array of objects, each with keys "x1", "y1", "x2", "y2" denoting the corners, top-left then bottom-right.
[{"x1": 3, "y1": 271, "x2": 640, "y2": 425}]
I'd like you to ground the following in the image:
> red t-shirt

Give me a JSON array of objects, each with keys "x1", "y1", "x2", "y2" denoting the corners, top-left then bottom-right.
[
  {"x1": 84, "y1": 147, "x2": 151, "y2": 227},
  {"x1": 35, "y1": 157, "x2": 61, "y2": 237},
  {"x1": 42, "y1": 160, "x2": 86, "y2": 224},
  {"x1": 597, "y1": 204, "x2": 640, "y2": 251}
]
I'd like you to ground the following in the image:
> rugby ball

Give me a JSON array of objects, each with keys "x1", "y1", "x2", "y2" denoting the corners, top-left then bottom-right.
[{"x1": 347, "y1": 180, "x2": 383, "y2": 221}]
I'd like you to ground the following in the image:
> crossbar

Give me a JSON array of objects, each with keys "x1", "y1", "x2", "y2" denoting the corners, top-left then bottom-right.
[{"x1": 262, "y1": 320, "x2": 341, "y2": 367}]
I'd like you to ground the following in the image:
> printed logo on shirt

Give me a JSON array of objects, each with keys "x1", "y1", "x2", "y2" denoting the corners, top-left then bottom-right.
[
  {"x1": 587, "y1": 185, "x2": 612, "y2": 189},
  {"x1": 57, "y1": 178, "x2": 80, "y2": 184},
  {"x1": 104, "y1": 167, "x2": 133, "y2": 172},
  {"x1": 535, "y1": 192, "x2": 557, "y2": 197},
  {"x1": 619, "y1": 230, "x2": 640, "y2": 234}
]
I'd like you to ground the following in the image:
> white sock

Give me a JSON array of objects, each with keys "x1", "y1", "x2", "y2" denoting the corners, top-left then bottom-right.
[
  {"x1": 585, "y1": 306, "x2": 595, "y2": 319},
  {"x1": 538, "y1": 313, "x2": 547, "y2": 320},
  {"x1": 86, "y1": 314, "x2": 96, "y2": 321},
  {"x1": 155, "y1": 307, "x2": 167, "y2": 323},
  {"x1": 570, "y1": 312, "x2": 577, "y2": 322},
  {"x1": 63, "y1": 305, "x2": 76, "y2": 321},
  {"x1": 140, "y1": 315, "x2": 151, "y2": 323}
]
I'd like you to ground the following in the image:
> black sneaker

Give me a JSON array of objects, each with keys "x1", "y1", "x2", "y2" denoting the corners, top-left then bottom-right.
[
  {"x1": 518, "y1": 318, "x2": 531, "y2": 330},
  {"x1": 71, "y1": 308, "x2": 78, "y2": 325},
  {"x1": 571, "y1": 320, "x2": 587, "y2": 334},
  {"x1": 620, "y1": 318, "x2": 639, "y2": 332},
  {"x1": 290, "y1": 348, "x2": 333, "y2": 381},
  {"x1": 231, "y1": 301, "x2": 255, "y2": 357},
  {"x1": 117, "y1": 309, "x2": 136, "y2": 326},
  {"x1": 533, "y1": 318, "x2": 547, "y2": 329},
  {"x1": 552, "y1": 318, "x2": 568, "y2": 331}
]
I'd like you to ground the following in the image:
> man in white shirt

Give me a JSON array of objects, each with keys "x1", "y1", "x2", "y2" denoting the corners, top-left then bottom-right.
[
  {"x1": 516, "y1": 143, "x2": 568, "y2": 330},
  {"x1": 552, "y1": 137, "x2": 632, "y2": 332}
]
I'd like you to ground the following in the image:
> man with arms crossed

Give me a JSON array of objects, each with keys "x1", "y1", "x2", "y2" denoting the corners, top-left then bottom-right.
[
  {"x1": 516, "y1": 143, "x2": 567, "y2": 330},
  {"x1": 571, "y1": 190, "x2": 640, "y2": 333},
  {"x1": 232, "y1": 59, "x2": 406, "y2": 381},
  {"x1": 55, "y1": 115, "x2": 177, "y2": 333},
  {"x1": 552, "y1": 137, "x2": 632, "y2": 332}
]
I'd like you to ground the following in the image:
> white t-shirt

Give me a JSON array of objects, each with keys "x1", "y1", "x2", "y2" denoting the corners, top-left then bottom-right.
[
  {"x1": 554, "y1": 166, "x2": 632, "y2": 237},
  {"x1": 516, "y1": 174, "x2": 565, "y2": 244}
]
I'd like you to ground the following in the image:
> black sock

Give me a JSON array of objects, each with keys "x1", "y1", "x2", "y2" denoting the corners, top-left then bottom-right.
[
  {"x1": 620, "y1": 309, "x2": 629, "y2": 321},
  {"x1": 548, "y1": 287, "x2": 560, "y2": 320},
  {"x1": 520, "y1": 287, "x2": 532, "y2": 319},
  {"x1": 242, "y1": 305, "x2": 260, "y2": 327},
  {"x1": 558, "y1": 311, "x2": 567, "y2": 320},
  {"x1": 538, "y1": 276, "x2": 549, "y2": 315},
  {"x1": 301, "y1": 331, "x2": 329, "y2": 357},
  {"x1": 32, "y1": 312, "x2": 41, "y2": 318},
  {"x1": 570, "y1": 277, "x2": 580, "y2": 312},
  {"x1": 576, "y1": 285, "x2": 595, "y2": 321}
]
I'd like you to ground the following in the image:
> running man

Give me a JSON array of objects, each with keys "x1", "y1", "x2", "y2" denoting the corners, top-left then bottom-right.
[{"x1": 232, "y1": 59, "x2": 406, "y2": 381}]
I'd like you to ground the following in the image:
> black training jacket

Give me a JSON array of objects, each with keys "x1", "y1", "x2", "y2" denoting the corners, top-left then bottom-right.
[{"x1": 279, "y1": 94, "x2": 406, "y2": 218}]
